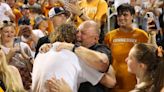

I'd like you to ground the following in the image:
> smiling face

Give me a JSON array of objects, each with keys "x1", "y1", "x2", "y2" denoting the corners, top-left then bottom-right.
[
  {"x1": 116, "y1": 3, "x2": 135, "y2": 28},
  {"x1": 117, "y1": 11, "x2": 133, "y2": 28},
  {"x1": 1, "y1": 26, "x2": 16, "y2": 42},
  {"x1": 38, "y1": 20, "x2": 48, "y2": 31},
  {"x1": 125, "y1": 47, "x2": 141, "y2": 74}
]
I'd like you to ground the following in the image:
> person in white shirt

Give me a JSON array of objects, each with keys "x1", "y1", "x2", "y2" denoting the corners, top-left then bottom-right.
[
  {"x1": 0, "y1": 0, "x2": 15, "y2": 22},
  {"x1": 32, "y1": 23, "x2": 104, "y2": 92}
]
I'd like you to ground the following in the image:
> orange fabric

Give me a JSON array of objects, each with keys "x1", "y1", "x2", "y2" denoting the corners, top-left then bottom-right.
[
  {"x1": 12, "y1": 8, "x2": 22, "y2": 35},
  {"x1": 42, "y1": 2, "x2": 62, "y2": 17},
  {"x1": 41, "y1": 2, "x2": 62, "y2": 34},
  {"x1": 47, "y1": 19, "x2": 54, "y2": 34},
  {"x1": 104, "y1": 28, "x2": 148, "y2": 92},
  {"x1": 0, "y1": 87, "x2": 4, "y2": 92},
  {"x1": 76, "y1": 0, "x2": 107, "y2": 26},
  {"x1": 16, "y1": 2, "x2": 24, "y2": 8}
]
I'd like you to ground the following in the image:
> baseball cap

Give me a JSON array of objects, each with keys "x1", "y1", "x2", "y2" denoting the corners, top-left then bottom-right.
[
  {"x1": 35, "y1": 15, "x2": 47, "y2": 25},
  {"x1": 20, "y1": 5, "x2": 29, "y2": 11},
  {"x1": 48, "y1": 7, "x2": 66, "y2": 18}
]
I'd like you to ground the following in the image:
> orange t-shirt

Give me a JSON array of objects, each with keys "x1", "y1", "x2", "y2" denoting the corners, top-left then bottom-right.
[
  {"x1": 42, "y1": 2, "x2": 62, "y2": 17},
  {"x1": 76, "y1": 0, "x2": 107, "y2": 26},
  {"x1": 12, "y1": 8, "x2": 22, "y2": 35},
  {"x1": 0, "y1": 87, "x2": 4, "y2": 92},
  {"x1": 104, "y1": 28, "x2": 148, "y2": 92},
  {"x1": 41, "y1": 2, "x2": 62, "y2": 33}
]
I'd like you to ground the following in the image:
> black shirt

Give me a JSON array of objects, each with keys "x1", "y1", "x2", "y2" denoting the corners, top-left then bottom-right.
[
  {"x1": 35, "y1": 36, "x2": 50, "y2": 58},
  {"x1": 0, "y1": 80, "x2": 5, "y2": 91}
]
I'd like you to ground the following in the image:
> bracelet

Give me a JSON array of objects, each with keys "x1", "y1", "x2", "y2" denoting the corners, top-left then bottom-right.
[
  {"x1": 79, "y1": 13, "x2": 83, "y2": 17},
  {"x1": 72, "y1": 44, "x2": 80, "y2": 52}
]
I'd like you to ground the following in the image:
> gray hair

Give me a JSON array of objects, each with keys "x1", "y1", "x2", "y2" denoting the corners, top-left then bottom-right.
[{"x1": 78, "y1": 20, "x2": 100, "y2": 35}]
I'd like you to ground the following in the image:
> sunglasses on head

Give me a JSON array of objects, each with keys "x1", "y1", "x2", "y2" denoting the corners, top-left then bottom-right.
[{"x1": 3, "y1": 20, "x2": 14, "y2": 24}]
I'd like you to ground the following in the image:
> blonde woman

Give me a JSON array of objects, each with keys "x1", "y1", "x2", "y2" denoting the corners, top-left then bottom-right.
[
  {"x1": 0, "y1": 46, "x2": 26, "y2": 92},
  {"x1": 0, "y1": 21, "x2": 33, "y2": 90}
]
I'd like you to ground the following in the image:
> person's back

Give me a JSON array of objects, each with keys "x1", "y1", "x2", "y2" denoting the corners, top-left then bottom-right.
[
  {"x1": 32, "y1": 23, "x2": 105, "y2": 92},
  {"x1": 32, "y1": 42, "x2": 81, "y2": 92}
]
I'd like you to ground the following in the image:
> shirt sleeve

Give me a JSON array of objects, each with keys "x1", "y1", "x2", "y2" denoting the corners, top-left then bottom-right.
[
  {"x1": 78, "y1": 60, "x2": 104, "y2": 85},
  {"x1": 94, "y1": 0, "x2": 108, "y2": 22},
  {"x1": 93, "y1": 44, "x2": 112, "y2": 64}
]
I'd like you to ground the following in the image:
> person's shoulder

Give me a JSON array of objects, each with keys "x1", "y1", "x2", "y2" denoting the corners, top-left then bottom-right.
[
  {"x1": 0, "y1": 2, "x2": 8, "y2": 6},
  {"x1": 100, "y1": 0, "x2": 108, "y2": 3},
  {"x1": 32, "y1": 29, "x2": 45, "y2": 37},
  {"x1": 90, "y1": 44, "x2": 110, "y2": 52},
  {"x1": 134, "y1": 28, "x2": 148, "y2": 35},
  {"x1": 38, "y1": 36, "x2": 50, "y2": 42},
  {"x1": 106, "y1": 29, "x2": 119, "y2": 35},
  {"x1": 134, "y1": 28, "x2": 145, "y2": 32},
  {"x1": 0, "y1": 2, "x2": 10, "y2": 8},
  {"x1": 93, "y1": 44, "x2": 109, "y2": 49}
]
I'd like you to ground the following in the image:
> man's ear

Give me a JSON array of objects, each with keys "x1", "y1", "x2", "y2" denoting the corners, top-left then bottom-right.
[{"x1": 95, "y1": 36, "x2": 99, "y2": 42}]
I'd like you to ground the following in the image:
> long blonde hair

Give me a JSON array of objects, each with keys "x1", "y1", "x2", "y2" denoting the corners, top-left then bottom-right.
[{"x1": 0, "y1": 47, "x2": 26, "y2": 92}]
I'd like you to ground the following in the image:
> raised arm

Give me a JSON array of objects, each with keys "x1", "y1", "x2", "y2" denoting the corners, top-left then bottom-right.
[
  {"x1": 56, "y1": 42, "x2": 110, "y2": 72},
  {"x1": 39, "y1": 42, "x2": 110, "y2": 72}
]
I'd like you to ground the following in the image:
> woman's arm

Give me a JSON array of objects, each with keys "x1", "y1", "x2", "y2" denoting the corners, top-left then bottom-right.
[{"x1": 46, "y1": 77, "x2": 72, "y2": 92}]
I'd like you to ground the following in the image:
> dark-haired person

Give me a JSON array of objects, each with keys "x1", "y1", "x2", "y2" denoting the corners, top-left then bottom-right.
[{"x1": 104, "y1": 3, "x2": 148, "y2": 92}]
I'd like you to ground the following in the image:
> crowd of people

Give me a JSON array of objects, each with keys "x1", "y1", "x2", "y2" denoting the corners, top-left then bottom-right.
[{"x1": 0, "y1": 0, "x2": 163, "y2": 92}]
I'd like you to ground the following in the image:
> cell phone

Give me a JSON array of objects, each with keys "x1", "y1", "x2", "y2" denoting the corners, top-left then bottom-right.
[
  {"x1": 147, "y1": 14, "x2": 150, "y2": 17},
  {"x1": 148, "y1": 20, "x2": 157, "y2": 29},
  {"x1": 14, "y1": 37, "x2": 21, "y2": 44},
  {"x1": 14, "y1": 37, "x2": 21, "y2": 53}
]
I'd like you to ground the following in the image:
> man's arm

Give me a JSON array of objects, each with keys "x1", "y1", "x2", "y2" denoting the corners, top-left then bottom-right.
[
  {"x1": 5, "y1": 11, "x2": 15, "y2": 22},
  {"x1": 100, "y1": 65, "x2": 116, "y2": 88},
  {"x1": 74, "y1": 45, "x2": 109, "y2": 72},
  {"x1": 40, "y1": 42, "x2": 110, "y2": 72}
]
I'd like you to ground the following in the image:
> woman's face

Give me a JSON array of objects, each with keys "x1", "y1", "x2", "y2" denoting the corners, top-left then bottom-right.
[
  {"x1": 39, "y1": 20, "x2": 48, "y2": 31},
  {"x1": 125, "y1": 47, "x2": 141, "y2": 75},
  {"x1": 1, "y1": 26, "x2": 15, "y2": 42}
]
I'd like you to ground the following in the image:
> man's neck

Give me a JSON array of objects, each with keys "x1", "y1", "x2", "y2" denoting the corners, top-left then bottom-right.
[
  {"x1": 88, "y1": 43, "x2": 98, "y2": 49},
  {"x1": 119, "y1": 26, "x2": 134, "y2": 32}
]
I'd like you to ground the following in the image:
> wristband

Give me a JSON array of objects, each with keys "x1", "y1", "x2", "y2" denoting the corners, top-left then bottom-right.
[
  {"x1": 79, "y1": 13, "x2": 83, "y2": 17},
  {"x1": 72, "y1": 44, "x2": 80, "y2": 52}
]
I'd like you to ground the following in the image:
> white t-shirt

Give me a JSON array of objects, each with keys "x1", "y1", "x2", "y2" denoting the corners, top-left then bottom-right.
[
  {"x1": 32, "y1": 42, "x2": 104, "y2": 92},
  {"x1": 21, "y1": 29, "x2": 45, "y2": 43},
  {"x1": 32, "y1": 29, "x2": 45, "y2": 38},
  {"x1": 114, "y1": 0, "x2": 130, "y2": 10},
  {"x1": 1, "y1": 42, "x2": 33, "y2": 67},
  {"x1": 0, "y1": 2, "x2": 13, "y2": 22}
]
